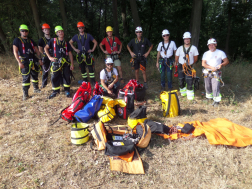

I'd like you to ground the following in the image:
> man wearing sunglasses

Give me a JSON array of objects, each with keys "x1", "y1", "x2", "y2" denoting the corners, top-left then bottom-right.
[
  {"x1": 13, "y1": 24, "x2": 43, "y2": 100},
  {"x1": 38, "y1": 23, "x2": 52, "y2": 89},
  {"x1": 69, "y1": 22, "x2": 97, "y2": 86},
  {"x1": 127, "y1": 26, "x2": 153, "y2": 89},
  {"x1": 100, "y1": 58, "x2": 119, "y2": 96},
  {"x1": 156, "y1": 29, "x2": 177, "y2": 91}
]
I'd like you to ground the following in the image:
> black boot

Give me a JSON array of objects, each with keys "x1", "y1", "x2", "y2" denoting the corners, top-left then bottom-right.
[
  {"x1": 33, "y1": 83, "x2": 41, "y2": 93},
  {"x1": 90, "y1": 78, "x2": 96, "y2": 88},
  {"x1": 22, "y1": 86, "x2": 29, "y2": 101},
  {"x1": 48, "y1": 91, "x2": 59, "y2": 99}
]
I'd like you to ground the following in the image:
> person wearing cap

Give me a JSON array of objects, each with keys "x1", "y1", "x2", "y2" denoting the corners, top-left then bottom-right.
[
  {"x1": 127, "y1": 26, "x2": 153, "y2": 89},
  {"x1": 175, "y1": 32, "x2": 199, "y2": 100},
  {"x1": 44, "y1": 26, "x2": 74, "y2": 99},
  {"x1": 38, "y1": 23, "x2": 52, "y2": 89},
  {"x1": 100, "y1": 57, "x2": 119, "y2": 96},
  {"x1": 202, "y1": 38, "x2": 229, "y2": 107},
  {"x1": 69, "y1": 22, "x2": 97, "y2": 86},
  {"x1": 156, "y1": 29, "x2": 177, "y2": 91},
  {"x1": 99, "y1": 26, "x2": 123, "y2": 83},
  {"x1": 13, "y1": 24, "x2": 43, "y2": 101}
]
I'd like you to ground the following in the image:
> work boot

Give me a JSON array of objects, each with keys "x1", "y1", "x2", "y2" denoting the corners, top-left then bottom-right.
[
  {"x1": 144, "y1": 82, "x2": 148, "y2": 89},
  {"x1": 212, "y1": 101, "x2": 219, "y2": 107},
  {"x1": 160, "y1": 86, "x2": 165, "y2": 92},
  {"x1": 48, "y1": 91, "x2": 59, "y2": 99},
  {"x1": 65, "y1": 91, "x2": 71, "y2": 98},
  {"x1": 22, "y1": 86, "x2": 29, "y2": 101},
  {"x1": 33, "y1": 83, "x2": 41, "y2": 93}
]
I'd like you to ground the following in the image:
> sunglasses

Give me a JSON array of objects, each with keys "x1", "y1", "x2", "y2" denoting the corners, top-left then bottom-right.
[
  {"x1": 106, "y1": 63, "x2": 113, "y2": 66},
  {"x1": 136, "y1": 31, "x2": 142, "y2": 33},
  {"x1": 78, "y1": 27, "x2": 84, "y2": 29},
  {"x1": 163, "y1": 35, "x2": 169, "y2": 37},
  {"x1": 20, "y1": 30, "x2": 28, "y2": 33}
]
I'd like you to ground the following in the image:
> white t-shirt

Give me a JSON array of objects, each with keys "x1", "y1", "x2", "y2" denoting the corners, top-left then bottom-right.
[
  {"x1": 157, "y1": 41, "x2": 177, "y2": 58},
  {"x1": 202, "y1": 49, "x2": 227, "y2": 69},
  {"x1": 100, "y1": 68, "x2": 118, "y2": 83},
  {"x1": 175, "y1": 45, "x2": 199, "y2": 65}
]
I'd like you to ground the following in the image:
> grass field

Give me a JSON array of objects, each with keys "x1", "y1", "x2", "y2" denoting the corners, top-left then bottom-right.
[{"x1": 0, "y1": 54, "x2": 252, "y2": 189}]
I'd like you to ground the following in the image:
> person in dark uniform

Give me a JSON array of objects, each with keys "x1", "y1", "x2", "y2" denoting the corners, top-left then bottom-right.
[
  {"x1": 13, "y1": 24, "x2": 43, "y2": 100},
  {"x1": 38, "y1": 23, "x2": 52, "y2": 89},
  {"x1": 127, "y1": 26, "x2": 153, "y2": 89},
  {"x1": 69, "y1": 21, "x2": 97, "y2": 86},
  {"x1": 44, "y1": 26, "x2": 74, "y2": 99}
]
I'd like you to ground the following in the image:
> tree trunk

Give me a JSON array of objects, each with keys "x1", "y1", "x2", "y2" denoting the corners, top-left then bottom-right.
[
  {"x1": 121, "y1": 0, "x2": 129, "y2": 38},
  {"x1": 147, "y1": 0, "x2": 156, "y2": 39},
  {"x1": 129, "y1": 0, "x2": 141, "y2": 28},
  {"x1": 112, "y1": 0, "x2": 119, "y2": 38},
  {"x1": 104, "y1": 0, "x2": 107, "y2": 36},
  {"x1": 98, "y1": 3, "x2": 102, "y2": 42},
  {"x1": 29, "y1": 0, "x2": 43, "y2": 38},
  {"x1": 225, "y1": 0, "x2": 232, "y2": 55},
  {"x1": 0, "y1": 26, "x2": 9, "y2": 53},
  {"x1": 190, "y1": 0, "x2": 202, "y2": 48},
  {"x1": 59, "y1": 0, "x2": 68, "y2": 38}
]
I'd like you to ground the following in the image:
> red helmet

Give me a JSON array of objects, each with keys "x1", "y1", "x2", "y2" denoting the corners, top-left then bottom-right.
[
  {"x1": 77, "y1": 22, "x2": 85, "y2": 28},
  {"x1": 42, "y1": 23, "x2": 50, "y2": 29}
]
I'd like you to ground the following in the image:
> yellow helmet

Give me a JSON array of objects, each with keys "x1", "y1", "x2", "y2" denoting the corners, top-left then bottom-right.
[{"x1": 106, "y1": 26, "x2": 113, "y2": 32}]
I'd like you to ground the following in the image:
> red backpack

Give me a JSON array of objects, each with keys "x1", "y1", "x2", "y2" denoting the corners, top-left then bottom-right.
[
  {"x1": 72, "y1": 81, "x2": 92, "y2": 102},
  {"x1": 93, "y1": 82, "x2": 104, "y2": 96},
  {"x1": 122, "y1": 79, "x2": 145, "y2": 101}
]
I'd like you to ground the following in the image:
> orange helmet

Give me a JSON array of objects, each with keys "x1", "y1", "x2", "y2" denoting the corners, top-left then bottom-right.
[
  {"x1": 42, "y1": 23, "x2": 50, "y2": 29},
  {"x1": 77, "y1": 22, "x2": 85, "y2": 28}
]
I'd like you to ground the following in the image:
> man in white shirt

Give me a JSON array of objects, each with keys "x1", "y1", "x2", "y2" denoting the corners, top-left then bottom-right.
[
  {"x1": 202, "y1": 38, "x2": 229, "y2": 106},
  {"x1": 100, "y1": 57, "x2": 119, "y2": 96},
  {"x1": 156, "y1": 29, "x2": 177, "y2": 91},
  {"x1": 175, "y1": 32, "x2": 199, "y2": 100}
]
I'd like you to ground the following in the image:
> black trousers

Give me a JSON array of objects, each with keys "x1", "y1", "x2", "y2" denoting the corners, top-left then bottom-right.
[
  {"x1": 178, "y1": 64, "x2": 194, "y2": 90},
  {"x1": 51, "y1": 63, "x2": 71, "y2": 92},
  {"x1": 41, "y1": 57, "x2": 51, "y2": 87},
  {"x1": 78, "y1": 53, "x2": 95, "y2": 81},
  {"x1": 21, "y1": 61, "x2": 39, "y2": 88}
]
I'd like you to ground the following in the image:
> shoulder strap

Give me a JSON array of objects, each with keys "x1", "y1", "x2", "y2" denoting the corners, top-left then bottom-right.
[
  {"x1": 53, "y1": 38, "x2": 56, "y2": 57},
  {"x1": 78, "y1": 33, "x2": 87, "y2": 48},
  {"x1": 162, "y1": 41, "x2": 171, "y2": 55},
  {"x1": 106, "y1": 36, "x2": 114, "y2": 50},
  {"x1": 183, "y1": 45, "x2": 192, "y2": 55},
  {"x1": 19, "y1": 37, "x2": 35, "y2": 54}
]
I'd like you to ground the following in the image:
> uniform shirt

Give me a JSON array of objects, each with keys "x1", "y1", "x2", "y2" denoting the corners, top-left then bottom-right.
[
  {"x1": 100, "y1": 68, "x2": 118, "y2": 83},
  {"x1": 127, "y1": 37, "x2": 152, "y2": 56},
  {"x1": 101, "y1": 36, "x2": 121, "y2": 54},
  {"x1": 157, "y1": 41, "x2": 177, "y2": 58},
  {"x1": 38, "y1": 37, "x2": 53, "y2": 56},
  {"x1": 175, "y1": 45, "x2": 199, "y2": 65},
  {"x1": 13, "y1": 37, "x2": 37, "y2": 59},
  {"x1": 71, "y1": 33, "x2": 94, "y2": 52},
  {"x1": 202, "y1": 49, "x2": 227, "y2": 69},
  {"x1": 47, "y1": 38, "x2": 73, "y2": 59}
]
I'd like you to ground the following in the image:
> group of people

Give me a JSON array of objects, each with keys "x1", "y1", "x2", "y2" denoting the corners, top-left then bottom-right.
[{"x1": 13, "y1": 22, "x2": 229, "y2": 106}]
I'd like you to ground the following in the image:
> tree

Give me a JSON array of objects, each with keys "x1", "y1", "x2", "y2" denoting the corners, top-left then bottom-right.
[
  {"x1": 112, "y1": 0, "x2": 119, "y2": 38},
  {"x1": 59, "y1": 0, "x2": 68, "y2": 38},
  {"x1": 190, "y1": 0, "x2": 202, "y2": 48},
  {"x1": 129, "y1": 0, "x2": 141, "y2": 28},
  {"x1": 121, "y1": 0, "x2": 129, "y2": 38},
  {"x1": 0, "y1": 26, "x2": 9, "y2": 53},
  {"x1": 29, "y1": 0, "x2": 43, "y2": 39}
]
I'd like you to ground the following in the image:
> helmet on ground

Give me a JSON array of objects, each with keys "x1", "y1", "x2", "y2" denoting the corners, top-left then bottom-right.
[
  {"x1": 106, "y1": 26, "x2": 113, "y2": 32},
  {"x1": 135, "y1": 26, "x2": 143, "y2": 32},
  {"x1": 162, "y1": 29, "x2": 170, "y2": 36},
  {"x1": 183, "y1": 32, "x2": 191, "y2": 39},
  {"x1": 207, "y1": 38, "x2": 217, "y2": 45},
  {"x1": 55, "y1": 26, "x2": 64, "y2": 34},
  {"x1": 105, "y1": 58, "x2": 114, "y2": 64},
  {"x1": 77, "y1": 22, "x2": 85, "y2": 28},
  {"x1": 19, "y1": 24, "x2": 29, "y2": 31}
]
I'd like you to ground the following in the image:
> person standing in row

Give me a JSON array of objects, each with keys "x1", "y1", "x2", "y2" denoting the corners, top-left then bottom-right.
[
  {"x1": 38, "y1": 23, "x2": 52, "y2": 89},
  {"x1": 99, "y1": 26, "x2": 124, "y2": 83},
  {"x1": 156, "y1": 29, "x2": 177, "y2": 91},
  {"x1": 44, "y1": 26, "x2": 74, "y2": 99},
  {"x1": 127, "y1": 26, "x2": 153, "y2": 89},
  {"x1": 13, "y1": 24, "x2": 43, "y2": 100},
  {"x1": 175, "y1": 32, "x2": 199, "y2": 100},
  {"x1": 69, "y1": 22, "x2": 97, "y2": 86},
  {"x1": 202, "y1": 38, "x2": 229, "y2": 107}
]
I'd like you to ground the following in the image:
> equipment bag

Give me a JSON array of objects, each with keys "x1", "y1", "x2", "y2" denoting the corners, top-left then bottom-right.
[
  {"x1": 135, "y1": 123, "x2": 151, "y2": 148},
  {"x1": 71, "y1": 123, "x2": 90, "y2": 145},
  {"x1": 117, "y1": 89, "x2": 135, "y2": 119},
  {"x1": 105, "y1": 140, "x2": 135, "y2": 156},
  {"x1": 128, "y1": 106, "x2": 147, "y2": 129},
  {"x1": 123, "y1": 79, "x2": 146, "y2": 101},
  {"x1": 74, "y1": 95, "x2": 103, "y2": 123},
  {"x1": 72, "y1": 81, "x2": 92, "y2": 102},
  {"x1": 93, "y1": 82, "x2": 104, "y2": 96},
  {"x1": 144, "y1": 119, "x2": 170, "y2": 134},
  {"x1": 90, "y1": 121, "x2": 107, "y2": 150},
  {"x1": 61, "y1": 96, "x2": 86, "y2": 122},
  {"x1": 181, "y1": 123, "x2": 195, "y2": 134},
  {"x1": 160, "y1": 90, "x2": 180, "y2": 118}
]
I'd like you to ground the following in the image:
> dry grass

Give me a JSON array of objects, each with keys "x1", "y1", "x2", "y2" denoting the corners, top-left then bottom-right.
[{"x1": 0, "y1": 55, "x2": 252, "y2": 189}]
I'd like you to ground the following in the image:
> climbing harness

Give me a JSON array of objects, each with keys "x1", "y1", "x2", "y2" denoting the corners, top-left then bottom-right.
[{"x1": 202, "y1": 69, "x2": 224, "y2": 87}]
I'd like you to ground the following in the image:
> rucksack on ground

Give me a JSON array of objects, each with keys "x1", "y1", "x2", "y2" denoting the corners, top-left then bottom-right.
[
  {"x1": 160, "y1": 90, "x2": 180, "y2": 117},
  {"x1": 117, "y1": 88, "x2": 135, "y2": 119},
  {"x1": 90, "y1": 121, "x2": 107, "y2": 150},
  {"x1": 128, "y1": 106, "x2": 147, "y2": 129},
  {"x1": 71, "y1": 123, "x2": 90, "y2": 145}
]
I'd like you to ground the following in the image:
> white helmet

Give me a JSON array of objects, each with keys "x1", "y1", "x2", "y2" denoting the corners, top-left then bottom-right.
[
  {"x1": 183, "y1": 32, "x2": 191, "y2": 39},
  {"x1": 162, "y1": 29, "x2": 170, "y2": 36},
  {"x1": 207, "y1": 38, "x2": 217, "y2": 45},
  {"x1": 135, "y1": 26, "x2": 142, "y2": 32},
  {"x1": 105, "y1": 57, "x2": 113, "y2": 64}
]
